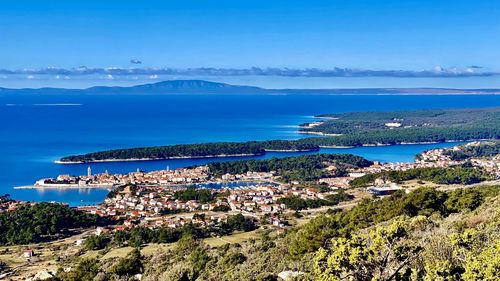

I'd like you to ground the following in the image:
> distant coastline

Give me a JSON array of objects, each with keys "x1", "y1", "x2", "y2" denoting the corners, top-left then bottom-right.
[
  {"x1": 55, "y1": 106, "x2": 499, "y2": 165},
  {"x1": 299, "y1": 131, "x2": 343, "y2": 136},
  {"x1": 2, "y1": 79, "x2": 500, "y2": 95},
  {"x1": 53, "y1": 141, "x2": 486, "y2": 164}
]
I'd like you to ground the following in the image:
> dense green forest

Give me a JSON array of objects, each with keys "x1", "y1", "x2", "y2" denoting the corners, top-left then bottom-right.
[
  {"x1": 48, "y1": 185, "x2": 500, "y2": 280},
  {"x1": 60, "y1": 125, "x2": 500, "y2": 163},
  {"x1": 58, "y1": 140, "x2": 319, "y2": 163},
  {"x1": 443, "y1": 140, "x2": 500, "y2": 160},
  {"x1": 207, "y1": 154, "x2": 372, "y2": 182},
  {"x1": 59, "y1": 108, "x2": 499, "y2": 163},
  {"x1": 349, "y1": 166, "x2": 492, "y2": 187},
  {"x1": 299, "y1": 124, "x2": 500, "y2": 146},
  {"x1": 0, "y1": 203, "x2": 109, "y2": 245},
  {"x1": 300, "y1": 107, "x2": 500, "y2": 146},
  {"x1": 304, "y1": 107, "x2": 500, "y2": 134}
]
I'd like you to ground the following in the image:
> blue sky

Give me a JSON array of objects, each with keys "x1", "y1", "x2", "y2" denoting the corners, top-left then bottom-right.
[{"x1": 1, "y1": 0, "x2": 499, "y2": 70}]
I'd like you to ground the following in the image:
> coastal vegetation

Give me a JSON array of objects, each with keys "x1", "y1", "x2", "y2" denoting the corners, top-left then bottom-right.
[
  {"x1": 299, "y1": 124, "x2": 500, "y2": 146},
  {"x1": 58, "y1": 140, "x2": 319, "y2": 163},
  {"x1": 57, "y1": 107, "x2": 499, "y2": 164},
  {"x1": 443, "y1": 140, "x2": 500, "y2": 160},
  {"x1": 0, "y1": 194, "x2": 12, "y2": 204},
  {"x1": 0, "y1": 203, "x2": 109, "y2": 245},
  {"x1": 207, "y1": 154, "x2": 372, "y2": 182},
  {"x1": 349, "y1": 166, "x2": 493, "y2": 187},
  {"x1": 44, "y1": 185, "x2": 500, "y2": 280},
  {"x1": 58, "y1": 127, "x2": 500, "y2": 164},
  {"x1": 304, "y1": 107, "x2": 500, "y2": 134},
  {"x1": 300, "y1": 107, "x2": 500, "y2": 146}
]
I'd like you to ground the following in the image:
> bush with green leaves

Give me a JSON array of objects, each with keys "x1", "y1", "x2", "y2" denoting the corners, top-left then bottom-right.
[{"x1": 0, "y1": 203, "x2": 109, "y2": 245}]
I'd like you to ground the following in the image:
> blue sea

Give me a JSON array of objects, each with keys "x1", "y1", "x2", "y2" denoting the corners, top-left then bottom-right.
[{"x1": 1, "y1": 92, "x2": 499, "y2": 206}]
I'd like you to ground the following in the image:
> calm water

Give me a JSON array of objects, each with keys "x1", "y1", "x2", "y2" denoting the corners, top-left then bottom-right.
[
  {"x1": 5, "y1": 74, "x2": 500, "y2": 89},
  {"x1": 1, "y1": 92, "x2": 499, "y2": 205}
]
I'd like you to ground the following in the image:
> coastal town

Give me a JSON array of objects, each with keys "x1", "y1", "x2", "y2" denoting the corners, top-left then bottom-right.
[
  {"x1": 2, "y1": 2, "x2": 499, "y2": 279},
  {"x1": 2, "y1": 140, "x2": 498, "y2": 281},
  {"x1": 4, "y1": 141, "x2": 498, "y2": 235},
  {"x1": 1, "y1": 3, "x2": 498, "y2": 279},
  {"x1": 25, "y1": 166, "x2": 211, "y2": 189}
]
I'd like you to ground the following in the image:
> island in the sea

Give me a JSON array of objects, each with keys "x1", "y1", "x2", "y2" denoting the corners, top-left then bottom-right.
[
  {"x1": 57, "y1": 107, "x2": 500, "y2": 164},
  {"x1": 2, "y1": 79, "x2": 500, "y2": 95}
]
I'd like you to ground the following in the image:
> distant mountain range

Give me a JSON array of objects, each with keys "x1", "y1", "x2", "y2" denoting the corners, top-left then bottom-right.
[{"x1": 1, "y1": 79, "x2": 499, "y2": 95}]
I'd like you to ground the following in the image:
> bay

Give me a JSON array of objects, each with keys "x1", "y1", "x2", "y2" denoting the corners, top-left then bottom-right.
[{"x1": 0, "y1": 92, "x2": 498, "y2": 205}]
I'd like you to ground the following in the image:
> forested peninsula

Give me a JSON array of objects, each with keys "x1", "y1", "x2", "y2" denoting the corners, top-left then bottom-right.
[
  {"x1": 57, "y1": 140, "x2": 320, "y2": 163},
  {"x1": 58, "y1": 107, "x2": 500, "y2": 164}
]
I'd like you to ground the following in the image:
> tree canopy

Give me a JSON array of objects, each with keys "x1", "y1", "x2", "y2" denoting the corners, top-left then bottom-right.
[{"x1": 0, "y1": 203, "x2": 109, "y2": 245}]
